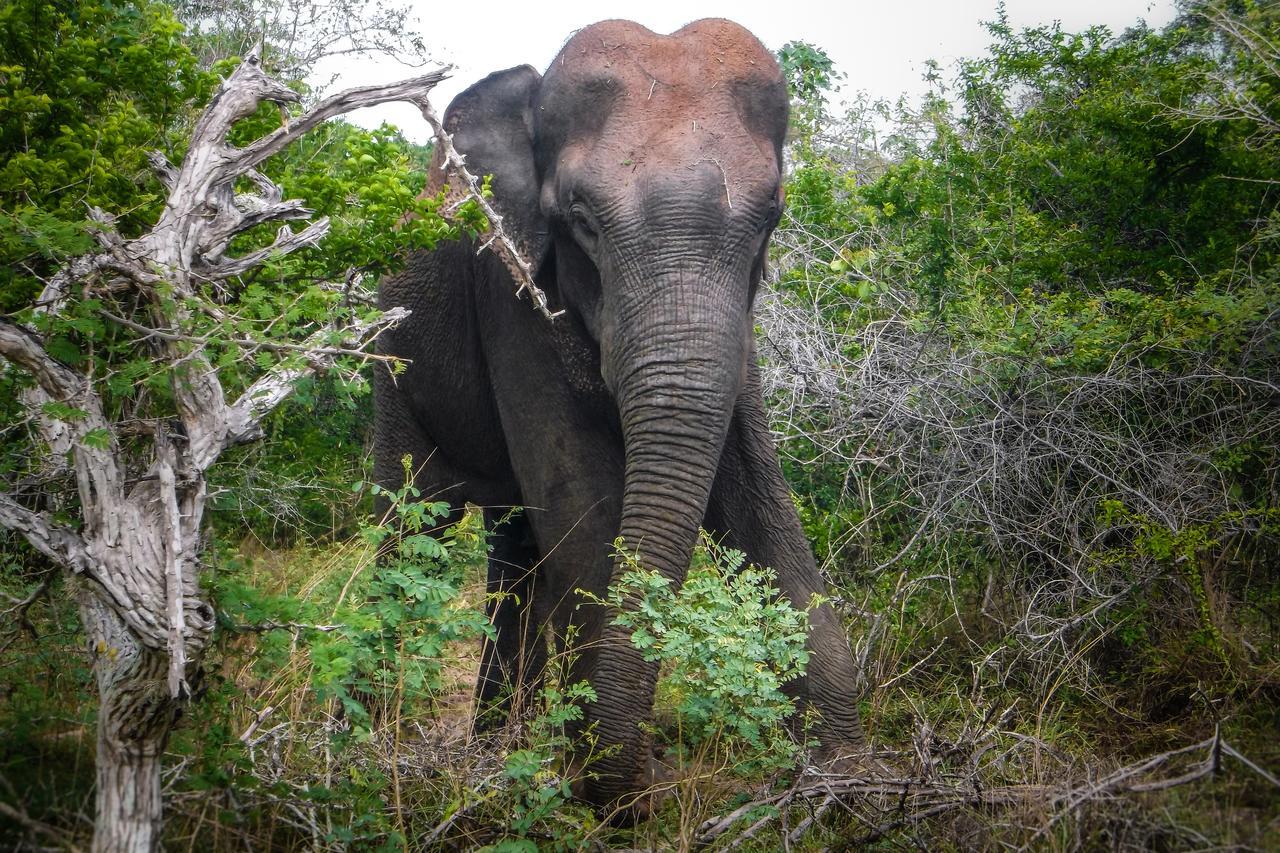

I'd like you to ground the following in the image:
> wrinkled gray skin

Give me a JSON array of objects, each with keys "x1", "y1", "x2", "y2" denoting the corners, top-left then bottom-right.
[{"x1": 376, "y1": 18, "x2": 865, "y2": 813}]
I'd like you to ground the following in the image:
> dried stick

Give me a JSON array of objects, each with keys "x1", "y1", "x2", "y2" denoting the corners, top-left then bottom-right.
[
  {"x1": 695, "y1": 732, "x2": 1265, "y2": 848},
  {"x1": 415, "y1": 98, "x2": 563, "y2": 320}
]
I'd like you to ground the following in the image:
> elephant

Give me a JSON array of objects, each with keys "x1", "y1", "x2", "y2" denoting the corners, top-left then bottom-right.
[{"x1": 374, "y1": 18, "x2": 866, "y2": 814}]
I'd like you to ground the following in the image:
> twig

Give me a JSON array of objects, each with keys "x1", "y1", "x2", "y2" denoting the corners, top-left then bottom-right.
[
  {"x1": 695, "y1": 156, "x2": 733, "y2": 208},
  {"x1": 239, "y1": 706, "x2": 276, "y2": 744},
  {"x1": 0, "y1": 567, "x2": 57, "y2": 629},
  {"x1": 1221, "y1": 740, "x2": 1280, "y2": 788},
  {"x1": 223, "y1": 621, "x2": 344, "y2": 634},
  {"x1": 696, "y1": 733, "x2": 1257, "y2": 848},
  {"x1": 95, "y1": 308, "x2": 403, "y2": 363},
  {"x1": 0, "y1": 799, "x2": 84, "y2": 852}
]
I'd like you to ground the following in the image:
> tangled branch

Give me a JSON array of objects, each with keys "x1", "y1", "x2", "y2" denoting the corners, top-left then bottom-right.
[
  {"x1": 0, "y1": 44, "x2": 459, "y2": 711},
  {"x1": 696, "y1": 727, "x2": 1276, "y2": 848},
  {"x1": 757, "y1": 227, "x2": 1280, "y2": 654}
]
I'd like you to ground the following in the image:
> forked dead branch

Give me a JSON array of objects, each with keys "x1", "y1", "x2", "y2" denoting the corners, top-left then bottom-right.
[{"x1": 0, "y1": 47, "x2": 544, "y2": 852}]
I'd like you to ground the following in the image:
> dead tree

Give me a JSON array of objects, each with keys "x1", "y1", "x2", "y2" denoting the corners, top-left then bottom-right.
[{"x1": 0, "y1": 48, "x2": 545, "y2": 852}]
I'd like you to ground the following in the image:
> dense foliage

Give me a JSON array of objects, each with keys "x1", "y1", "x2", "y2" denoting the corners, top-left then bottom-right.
[
  {"x1": 0, "y1": 0, "x2": 208, "y2": 311},
  {"x1": 600, "y1": 535, "x2": 812, "y2": 769},
  {"x1": 763, "y1": 1, "x2": 1279, "y2": 846}
]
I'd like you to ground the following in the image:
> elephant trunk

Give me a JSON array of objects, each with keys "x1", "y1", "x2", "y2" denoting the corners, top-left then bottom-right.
[
  {"x1": 586, "y1": 272, "x2": 750, "y2": 806},
  {"x1": 608, "y1": 277, "x2": 748, "y2": 579}
]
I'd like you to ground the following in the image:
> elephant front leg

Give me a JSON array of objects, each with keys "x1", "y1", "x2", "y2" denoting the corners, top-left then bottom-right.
[
  {"x1": 513, "y1": 487, "x2": 676, "y2": 820},
  {"x1": 474, "y1": 510, "x2": 546, "y2": 734},
  {"x1": 703, "y1": 367, "x2": 868, "y2": 762}
]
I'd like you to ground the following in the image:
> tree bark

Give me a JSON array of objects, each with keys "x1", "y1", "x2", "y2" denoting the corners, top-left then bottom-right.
[
  {"x1": 81, "y1": 595, "x2": 176, "y2": 853},
  {"x1": 0, "y1": 48, "x2": 486, "y2": 850}
]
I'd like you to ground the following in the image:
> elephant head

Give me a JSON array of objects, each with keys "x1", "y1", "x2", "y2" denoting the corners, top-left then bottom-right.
[{"x1": 440, "y1": 18, "x2": 791, "y2": 806}]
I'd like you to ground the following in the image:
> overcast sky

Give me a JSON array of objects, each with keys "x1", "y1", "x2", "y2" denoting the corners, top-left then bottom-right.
[{"x1": 320, "y1": 0, "x2": 1177, "y2": 142}]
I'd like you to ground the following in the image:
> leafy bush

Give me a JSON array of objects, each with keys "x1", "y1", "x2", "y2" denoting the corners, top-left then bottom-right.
[
  {"x1": 494, "y1": 641, "x2": 599, "y2": 847},
  {"x1": 0, "y1": 0, "x2": 213, "y2": 311},
  {"x1": 752, "y1": 3, "x2": 1280, "y2": 847},
  {"x1": 599, "y1": 534, "x2": 813, "y2": 772},
  {"x1": 199, "y1": 461, "x2": 605, "y2": 849},
  {"x1": 306, "y1": 457, "x2": 493, "y2": 737}
]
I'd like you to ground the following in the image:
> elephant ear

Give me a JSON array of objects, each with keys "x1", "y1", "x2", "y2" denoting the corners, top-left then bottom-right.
[{"x1": 442, "y1": 65, "x2": 550, "y2": 276}]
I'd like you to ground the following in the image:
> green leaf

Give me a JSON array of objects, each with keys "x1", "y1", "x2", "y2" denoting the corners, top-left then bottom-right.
[
  {"x1": 503, "y1": 749, "x2": 544, "y2": 783},
  {"x1": 81, "y1": 428, "x2": 111, "y2": 450},
  {"x1": 40, "y1": 401, "x2": 89, "y2": 421}
]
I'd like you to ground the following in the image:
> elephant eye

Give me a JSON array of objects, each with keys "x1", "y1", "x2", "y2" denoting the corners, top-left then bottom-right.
[{"x1": 569, "y1": 204, "x2": 600, "y2": 250}]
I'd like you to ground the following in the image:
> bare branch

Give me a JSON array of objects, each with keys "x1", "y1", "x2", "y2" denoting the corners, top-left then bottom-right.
[
  {"x1": 0, "y1": 799, "x2": 83, "y2": 853},
  {"x1": 138, "y1": 50, "x2": 447, "y2": 288},
  {"x1": 0, "y1": 318, "x2": 124, "y2": 510},
  {"x1": 224, "y1": 621, "x2": 343, "y2": 634},
  {"x1": 203, "y1": 218, "x2": 334, "y2": 278},
  {"x1": 0, "y1": 567, "x2": 56, "y2": 625},
  {"x1": 96, "y1": 307, "x2": 402, "y2": 362},
  {"x1": 696, "y1": 734, "x2": 1257, "y2": 847},
  {"x1": 217, "y1": 305, "x2": 410, "y2": 462},
  {"x1": 233, "y1": 66, "x2": 452, "y2": 171},
  {"x1": 0, "y1": 492, "x2": 95, "y2": 576},
  {"x1": 416, "y1": 98, "x2": 563, "y2": 321},
  {"x1": 0, "y1": 318, "x2": 90, "y2": 403}
]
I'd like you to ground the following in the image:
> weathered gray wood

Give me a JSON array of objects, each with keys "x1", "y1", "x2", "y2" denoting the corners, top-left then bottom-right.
[{"x1": 0, "y1": 47, "x2": 497, "y2": 852}]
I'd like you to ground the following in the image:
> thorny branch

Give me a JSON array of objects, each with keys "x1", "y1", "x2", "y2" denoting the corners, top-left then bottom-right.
[{"x1": 416, "y1": 98, "x2": 563, "y2": 320}]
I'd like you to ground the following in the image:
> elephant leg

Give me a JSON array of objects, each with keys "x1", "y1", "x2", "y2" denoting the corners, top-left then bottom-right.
[
  {"x1": 495, "y1": 440, "x2": 666, "y2": 811},
  {"x1": 519, "y1": 491, "x2": 623, "y2": 714},
  {"x1": 474, "y1": 509, "x2": 547, "y2": 732},
  {"x1": 704, "y1": 364, "x2": 867, "y2": 760},
  {"x1": 373, "y1": 361, "x2": 449, "y2": 507}
]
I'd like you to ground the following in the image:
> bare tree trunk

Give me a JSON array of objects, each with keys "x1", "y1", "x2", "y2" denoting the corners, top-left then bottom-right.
[
  {"x1": 81, "y1": 596, "x2": 175, "y2": 853},
  {"x1": 0, "y1": 43, "x2": 549, "y2": 848}
]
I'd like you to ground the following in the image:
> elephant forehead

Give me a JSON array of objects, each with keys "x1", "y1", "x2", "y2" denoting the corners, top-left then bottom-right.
[
  {"x1": 558, "y1": 128, "x2": 779, "y2": 218},
  {"x1": 580, "y1": 109, "x2": 775, "y2": 168},
  {"x1": 548, "y1": 18, "x2": 784, "y2": 109}
]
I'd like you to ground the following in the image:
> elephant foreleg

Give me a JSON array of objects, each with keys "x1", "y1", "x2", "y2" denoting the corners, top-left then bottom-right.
[
  {"x1": 703, "y1": 364, "x2": 867, "y2": 758},
  {"x1": 474, "y1": 510, "x2": 547, "y2": 733}
]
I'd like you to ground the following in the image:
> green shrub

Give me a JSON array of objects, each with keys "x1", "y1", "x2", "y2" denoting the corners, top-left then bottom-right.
[
  {"x1": 305, "y1": 457, "x2": 493, "y2": 737},
  {"x1": 597, "y1": 533, "x2": 814, "y2": 772}
]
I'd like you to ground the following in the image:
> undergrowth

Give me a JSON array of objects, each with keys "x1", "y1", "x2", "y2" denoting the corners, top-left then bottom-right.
[
  {"x1": 0, "y1": 478, "x2": 837, "y2": 850},
  {"x1": 5, "y1": 502, "x2": 1274, "y2": 849}
]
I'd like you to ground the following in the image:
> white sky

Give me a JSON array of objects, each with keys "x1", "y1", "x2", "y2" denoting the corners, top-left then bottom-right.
[{"x1": 321, "y1": 0, "x2": 1177, "y2": 142}]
